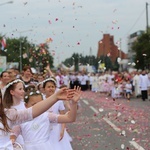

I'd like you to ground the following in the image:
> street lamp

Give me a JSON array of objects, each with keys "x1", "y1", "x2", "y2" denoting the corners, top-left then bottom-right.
[
  {"x1": 17, "y1": 29, "x2": 33, "y2": 72},
  {"x1": 146, "y1": 2, "x2": 149, "y2": 33},
  {"x1": 0, "y1": 1, "x2": 13, "y2": 6}
]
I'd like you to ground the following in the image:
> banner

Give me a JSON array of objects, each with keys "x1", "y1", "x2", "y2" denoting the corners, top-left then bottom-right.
[
  {"x1": 0, "y1": 56, "x2": 7, "y2": 73},
  {"x1": 99, "y1": 63, "x2": 105, "y2": 69}
]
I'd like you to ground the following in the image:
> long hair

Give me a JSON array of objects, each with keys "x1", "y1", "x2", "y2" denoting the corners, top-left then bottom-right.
[
  {"x1": 3, "y1": 79, "x2": 24, "y2": 109},
  {"x1": 0, "y1": 90, "x2": 11, "y2": 132}
]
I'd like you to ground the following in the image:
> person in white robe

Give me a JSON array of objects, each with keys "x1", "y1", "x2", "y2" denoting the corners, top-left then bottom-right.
[
  {"x1": 132, "y1": 71, "x2": 141, "y2": 97},
  {"x1": 139, "y1": 70, "x2": 149, "y2": 101}
]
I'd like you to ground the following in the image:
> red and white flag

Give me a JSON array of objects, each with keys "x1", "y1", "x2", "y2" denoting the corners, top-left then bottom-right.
[{"x1": 0, "y1": 38, "x2": 6, "y2": 50}]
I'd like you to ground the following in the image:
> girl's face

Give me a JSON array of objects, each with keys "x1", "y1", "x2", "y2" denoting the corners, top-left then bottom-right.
[
  {"x1": 10, "y1": 82, "x2": 25, "y2": 100},
  {"x1": 44, "y1": 81, "x2": 56, "y2": 97},
  {"x1": 26, "y1": 95, "x2": 42, "y2": 108}
]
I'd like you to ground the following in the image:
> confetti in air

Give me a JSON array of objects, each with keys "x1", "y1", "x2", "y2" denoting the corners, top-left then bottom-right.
[{"x1": 99, "y1": 108, "x2": 104, "y2": 112}]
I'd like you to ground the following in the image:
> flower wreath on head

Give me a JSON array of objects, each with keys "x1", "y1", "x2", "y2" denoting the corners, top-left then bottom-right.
[
  {"x1": 37, "y1": 81, "x2": 44, "y2": 87},
  {"x1": 42, "y1": 77, "x2": 57, "y2": 86},
  {"x1": 5, "y1": 79, "x2": 25, "y2": 89},
  {"x1": 24, "y1": 90, "x2": 41, "y2": 100}
]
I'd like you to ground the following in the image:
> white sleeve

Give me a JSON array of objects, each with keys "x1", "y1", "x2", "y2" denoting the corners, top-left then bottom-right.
[
  {"x1": 6, "y1": 107, "x2": 33, "y2": 126},
  {"x1": 48, "y1": 112, "x2": 58, "y2": 123},
  {"x1": 11, "y1": 125, "x2": 21, "y2": 137}
]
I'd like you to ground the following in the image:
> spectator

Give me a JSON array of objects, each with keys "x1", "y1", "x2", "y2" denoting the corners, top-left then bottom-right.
[{"x1": 139, "y1": 70, "x2": 149, "y2": 101}]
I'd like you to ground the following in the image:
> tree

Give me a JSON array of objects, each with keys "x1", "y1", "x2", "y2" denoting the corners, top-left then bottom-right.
[
  {"x1": 62, "y1": 52, "x2": 116, "y2": 72},
  {"x1": 132, "y1": 32, "x2": 150, "y2": 70},
  {"x1": 97, "y1": 55, "x2": 114, "y2": 71},
  {"x1": 0, "y1": 35, "x2": 54, "y2": 70},
  {"x1": 105, "y1": 56, "x2": 113, "y2": 70},
  {"x1": 30, "y1": 43, "x2": 54, "y2": 71}
]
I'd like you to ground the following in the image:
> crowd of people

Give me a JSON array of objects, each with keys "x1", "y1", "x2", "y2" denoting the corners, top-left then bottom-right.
[
  {"x1": 87, "y1": 70, "x2": 150, "y2": 101},
  {"x1": 0, "y1": 65, "x2": 150, "y2": 150},
  {"x1": 47, "y1": 68, "x2": 150, "y2": 102},
  {"x1": 0, "y1": 65, "x2": 81, "y2": 150}
]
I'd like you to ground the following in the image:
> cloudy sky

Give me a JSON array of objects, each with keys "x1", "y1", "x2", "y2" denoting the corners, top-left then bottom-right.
[{"x1": 0, "y1": 0, "x2": 150, "y2": 66}]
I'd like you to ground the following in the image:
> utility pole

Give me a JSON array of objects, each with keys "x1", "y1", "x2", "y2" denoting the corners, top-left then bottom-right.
[
  {"x1": 16, "y1": 29, "x2": 32, "y2": 72},
  {"x1": 146, "y1": 2, "x2": 149, "y2": 33},
  {"x1": 89, "y1": 47, "x2": 92, "y2": 65}
]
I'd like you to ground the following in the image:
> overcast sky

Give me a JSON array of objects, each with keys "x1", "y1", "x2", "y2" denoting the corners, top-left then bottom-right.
[{"x1": 0, "y1": 0, "x2": 150, "y2": 66}]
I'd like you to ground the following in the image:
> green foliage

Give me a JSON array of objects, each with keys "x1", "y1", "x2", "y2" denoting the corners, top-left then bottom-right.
[
  {"x1": 29, "y1": 43, "x2": 54, "y2": 71},
  {"x1": 132, "y1": 32, "x2": 150, "y2": 70},
  {"x1": 113, "y1": 57, "x2": 120, "y2": 71},
  {"x1": 63, "y1": 53, "x2": 114, "y2": 72},
  {"x1": 105, "y1": 56, "x2": 113, "y2": 70},
  {"x1": 0, "y1": 35, "x2": 54, "y2": 70}
]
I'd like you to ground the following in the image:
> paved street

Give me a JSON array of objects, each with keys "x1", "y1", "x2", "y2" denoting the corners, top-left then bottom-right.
[{"x1": 67, "y1": 91, "x2": 150, "y2": 150}]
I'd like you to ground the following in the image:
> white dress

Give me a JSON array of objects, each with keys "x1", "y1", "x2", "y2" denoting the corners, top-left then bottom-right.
[
  {"x1": 49, "y1": 101, "x2": 73, "y2": 150},
  {"x1": 111, "y1": 87, "x2": 120, "y2": 99},
  {"x1": 15, "y1": 112, "x2": 58, "y2": 150},
  {"x1": 0, "y1": 108, "x2": 33, "y2": 150},
  {"x1": 11, "y1": 101, "x2": 26, "y2": 146}
]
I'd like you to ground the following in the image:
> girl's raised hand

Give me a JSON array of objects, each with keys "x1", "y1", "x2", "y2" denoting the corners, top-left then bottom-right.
[
  {"x1": 71, "y1": 86, "x2": 81, "y2": 103},
  {"x1": 56, "y1": 87, "x2": 74, "y2": 101}
]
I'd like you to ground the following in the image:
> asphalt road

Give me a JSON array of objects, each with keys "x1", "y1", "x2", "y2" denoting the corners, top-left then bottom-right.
[{"x1": 67, "y1": 91, "x2": 150, "y2": 150}]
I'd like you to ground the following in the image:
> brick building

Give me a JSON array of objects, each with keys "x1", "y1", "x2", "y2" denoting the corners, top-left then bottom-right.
[{"x1": 97, "y1": 34, "x2": 127, "y2": 63}]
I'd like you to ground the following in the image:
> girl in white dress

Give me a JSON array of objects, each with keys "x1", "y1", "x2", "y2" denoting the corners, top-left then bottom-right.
[
  {"x1": 125, "y1": 79, "x2": 132, "y2": 101},
  {"x1": 3, "y1": 79, "x2": 26, "y2": 147},
  {"x1": 0, "y1": 79, "x2": 75, "y2": 150},
  {"x1": 43, "y1": 77, "x2": 73, "y2": 150},
  {"x1": 12, "y1": 87, "x2": 81, "y2": 150},
  {"x1": 111, "y1": 82, "x2": 120, "y2": 100}
]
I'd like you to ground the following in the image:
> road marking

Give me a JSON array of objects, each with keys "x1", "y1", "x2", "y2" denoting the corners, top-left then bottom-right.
[
  {"x1": 88, "y1": 105, "x2": 121, "y2": 132},
  {"x1": 103, "y1": 117, "x2": 121, "y2": 132},
  {"x1": 82, "y1": 100, "x2": 89, "y2": 105},
  {"x1": 129, "y1": 141, "x2": 145, "y2": 150},
  {"x1": 89, "y1": 106, "x2": 99, "y2": 114},
  {"x1": 84, "y1": 104, "x2": 145, "y2": 150}
]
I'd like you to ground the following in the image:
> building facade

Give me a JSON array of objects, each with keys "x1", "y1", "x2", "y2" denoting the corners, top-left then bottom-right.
[
  {"x1": 127, "y1": 30, "x2": 144, "y2": 63},
  {"x1": 97, "y1": 34, "x2": 127, "y2": 63}
]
